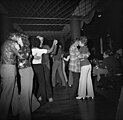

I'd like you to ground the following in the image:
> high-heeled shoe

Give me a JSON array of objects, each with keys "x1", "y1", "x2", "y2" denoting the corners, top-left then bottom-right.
[
  {"x1": 81, "y1": 97, "x2": 85, "y2": 100},
  {"x1": 86, "y1": 96, "x2": 94, "y2": 99},
  {"x1": 76, "y1": 96, "x2": 81, "y2": 99},
  {"x1": 38, "y1": 96, "x2": 42, "y2": 101},
  {"x1": 91, "y1": 97, "x2": 94, "y2": 99}
]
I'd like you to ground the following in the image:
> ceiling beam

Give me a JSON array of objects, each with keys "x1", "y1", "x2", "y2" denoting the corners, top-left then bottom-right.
[
  {"x1": 9, "y1": 16, "x2": 85, "y2": 21},
  {"x1": 18, "y1": 23, "x2": 68, "y2": 26},
  {"x1": 9, "y1": 16, "x2": 71, "y2": 20}
]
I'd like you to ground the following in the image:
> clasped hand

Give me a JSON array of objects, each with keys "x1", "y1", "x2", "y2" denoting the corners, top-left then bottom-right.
[{"x1": 53, "y1": 39, "x2": 58, "y2": 45}]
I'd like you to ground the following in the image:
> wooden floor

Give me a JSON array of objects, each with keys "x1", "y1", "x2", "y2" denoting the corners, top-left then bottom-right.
[
  {"x1": 7, "y1": 80, "x2": 121, "y2": 120},
  {"x1": 31, "y1": 85, "x2": 118, "y2": 120}
]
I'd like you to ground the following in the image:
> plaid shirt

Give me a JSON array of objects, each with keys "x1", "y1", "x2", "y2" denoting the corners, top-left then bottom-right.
[{"x1": 69, "y1": 43, "x2": 80, "y2": 73}]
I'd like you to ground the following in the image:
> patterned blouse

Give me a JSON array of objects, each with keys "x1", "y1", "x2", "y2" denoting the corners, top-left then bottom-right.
[
  {"x1": 1, "y1": 40, "x2": 20, "y2": 65},
  {"x1": 17, "y1": 40, "x2": 32, "y2": 69}
]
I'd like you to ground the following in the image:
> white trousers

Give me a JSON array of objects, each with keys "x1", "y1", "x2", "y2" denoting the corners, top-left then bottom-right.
[
  {"x1": 78, "y1": 64, "x2": 94, "y2": 98},
  {"x1": 12, "y1": 67, "x2": 39, "y2": 120},
  {"x1": 0, "y1": 64, "x2": 16, "y2": 120},
  {"x1": 116, "y1": 86, "x2": 123, "y2": 120}
]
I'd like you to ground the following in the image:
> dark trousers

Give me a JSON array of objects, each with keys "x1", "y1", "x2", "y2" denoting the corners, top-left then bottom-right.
[
  {"x1": 32, "y1": 64, "x2": 46, "y2": 102},
  {"x1": 113, "y1": 75, "x2": 123, "y2": 99},
  {"x1": 43, "y1": 64, "x2": 53, "y2": 99},
  {"x1": 69, "y1": 71, "x2": 80, "y2": 99}
]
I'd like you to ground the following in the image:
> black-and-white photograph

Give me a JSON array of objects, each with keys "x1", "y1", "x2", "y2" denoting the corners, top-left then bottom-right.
[{"x1": 0, "y1": 0, "x2": 123, "y2": 120}]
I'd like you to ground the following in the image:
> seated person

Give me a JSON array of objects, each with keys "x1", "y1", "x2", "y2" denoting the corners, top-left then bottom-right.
[{"x1": 98, "y1": 49, "x2": 122, "y2": 89}]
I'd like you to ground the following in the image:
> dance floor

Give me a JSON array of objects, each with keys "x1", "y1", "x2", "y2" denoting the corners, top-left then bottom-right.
[{"x1": 8, "y1": 83, "x2": 119, "y2": 120}]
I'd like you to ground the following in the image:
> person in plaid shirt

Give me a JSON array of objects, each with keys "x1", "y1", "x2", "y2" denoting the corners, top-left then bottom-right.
[{"x1": 68, "y1": 38, "x2": 81, "y2": 99}]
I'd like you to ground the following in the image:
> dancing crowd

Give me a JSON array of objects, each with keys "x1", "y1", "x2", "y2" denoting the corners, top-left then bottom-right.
[{"x1": 0, "y1": 31, "x2": 123, "y2": 120}]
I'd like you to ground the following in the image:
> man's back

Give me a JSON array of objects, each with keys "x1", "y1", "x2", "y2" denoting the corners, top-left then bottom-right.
[{"x1": 1, "y1": 40, "x2": 18, "y2": 65}]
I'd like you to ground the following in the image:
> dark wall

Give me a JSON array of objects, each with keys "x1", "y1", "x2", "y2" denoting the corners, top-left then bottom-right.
[
  {"x1": 106, "y1": 0, "x2": 123, "y2": 51},
  {"x1": 82, "y1": 0, "x2": 123, "y2": 54},
  {"x1": 0, "y1": 14, "x2": 8, "y2": 44}
]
